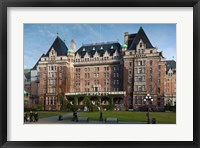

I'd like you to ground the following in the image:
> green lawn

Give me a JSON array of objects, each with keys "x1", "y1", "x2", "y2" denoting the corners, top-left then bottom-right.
[
  {"x1": 64, "y1": 111, "x2": 176, "y2": 124},
  {"x1": 25, "y1": 111, "x2": 69, "y2": 119}
]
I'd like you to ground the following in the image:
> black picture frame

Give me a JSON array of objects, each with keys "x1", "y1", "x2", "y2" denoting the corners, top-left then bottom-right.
[{"x1": 0, "y1": 0, "x2": 199, "y2": 148}]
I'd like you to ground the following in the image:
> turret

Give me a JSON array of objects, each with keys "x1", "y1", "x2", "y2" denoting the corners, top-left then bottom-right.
[{"x1": 124, "y1": 32, "x2": 129, "y2": 45}]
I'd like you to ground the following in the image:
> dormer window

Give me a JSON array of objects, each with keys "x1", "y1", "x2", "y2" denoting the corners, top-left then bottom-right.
[
  {"x1": 100, "y1": 46, "x2": 103, "y2": 50},
  {"x1": 83, "y1": 48, "x2": 86, "y2": 51},
  {"x1": 93, "y1": 47, "x2": 95, "y2": 50},
  {"x1": 140, "y1": 43, "x2": 142, "y2": 47},
  {"x1": 111, "y1": 45, "x2": 114, "y2": 49}
]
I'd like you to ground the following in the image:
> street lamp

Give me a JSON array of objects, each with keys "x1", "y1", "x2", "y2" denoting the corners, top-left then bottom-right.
[{"x1": 144, "y1": 94, "x2": 153, "y2": 124}]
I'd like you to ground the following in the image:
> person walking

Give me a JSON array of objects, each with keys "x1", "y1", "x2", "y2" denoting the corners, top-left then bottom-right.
[
  {"x1": 29, "y1": 111, "x2": 33, "y2": 122},
  {"x1": 24, "y1": 112, "x2": 28, "y2": 122},
  {"x1": 34, "y1": 112, "x2": 38, "y2": 122}
]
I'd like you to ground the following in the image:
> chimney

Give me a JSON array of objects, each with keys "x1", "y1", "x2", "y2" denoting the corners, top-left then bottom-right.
[
  {"x1": 124, "y1": 32, "x2": 129, "y2": 44},
  {"x1": 71, "y1": 39, "x2": 76, "y2": 50}
]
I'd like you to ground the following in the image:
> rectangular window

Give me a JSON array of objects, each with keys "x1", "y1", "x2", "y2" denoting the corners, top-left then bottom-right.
[
  {"x1": 149, "y1": 85, "x2": 153, "y2": 92},
  {"x1": 150, "y1": 75, "x2": 152, "y2": 82},
  {"x1": 129, "y1": 87, "x2": 132, "y2": 93},
  {"x1": 139, "y1": 68, "x2": 142, "y2": 74},
  {"x1": 138, "y1": 86, "x2": 142, "y2": 91},
  {"x1": 129, "y1": 62, "x2": 132, "y2": 67},
  {"x1": 150, "y1": 68, "x2": 152, "y2": 74},
  {"x1": 135, "y1": 77, "x2": 138, "y2": 82},
  {"x1": 129, "y1": 78, "x2": 132, "y2": 83},
  {"x1": 158, "y1": 65, "x2": 161, "y2": 69},
  {"x1": 142, "y1": 86, "x2": 145, "y2": 91},
  {"x1": 158, "y1": 79, "x2": 160, "y2": 85},
  {"x1": 139, "y1": 76, "x2": 142, "y2": 82},
  {"x1": 135, "y1": 68, "x2": 138, "y2": 74},
  {"x1": 143, "y1": 67, "x2": 146, "y2": 73},
  {"x1": 158, "y1": 71, "x2": 161, "y2": 77},
  {"x1": 150, "y1": 60, "x2": 153, "y2": 66},
  {"x1": 135, "y1": 96, "x2": 137, "y2": 104},
  {"x1": 143, "y1": 60, "x2": 146, "y2": 65},
  {"x1": 143, "y1": 76, "x2": 146, "y2": 81},
  {"x1": 158, "y1": 88, "x2": 160, "y2": 93}
]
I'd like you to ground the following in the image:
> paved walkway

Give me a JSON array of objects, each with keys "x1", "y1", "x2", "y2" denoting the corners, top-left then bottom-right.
[{"x1": 24, "y1": 113, "x2": 146, "y2": 124}]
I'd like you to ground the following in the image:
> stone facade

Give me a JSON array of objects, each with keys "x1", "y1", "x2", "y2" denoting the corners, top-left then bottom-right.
[
  {"x1": 164, "y1": 61, "x2": 176, "y2": 106},
  {"x1": 35, "y1": 27, "x2": 175, "y2": 111}
]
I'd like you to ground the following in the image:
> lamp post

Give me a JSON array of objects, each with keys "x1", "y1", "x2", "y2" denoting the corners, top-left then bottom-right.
[{"x1": 144, "y1": 94, "x2": 153, "y2": 124}]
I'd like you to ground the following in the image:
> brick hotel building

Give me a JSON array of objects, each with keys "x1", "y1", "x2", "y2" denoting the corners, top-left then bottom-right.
[{"x1": 26, "y1": 27, "x2": 176, "y2": 111}]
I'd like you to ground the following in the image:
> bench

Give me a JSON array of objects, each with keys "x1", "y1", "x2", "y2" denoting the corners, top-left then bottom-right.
[
  {"x1": 78, "y1": 117, "x2": 89, "y2": 122},
  {"x1": 105, "y1": 117, "x2": 118, "y2": 123}
]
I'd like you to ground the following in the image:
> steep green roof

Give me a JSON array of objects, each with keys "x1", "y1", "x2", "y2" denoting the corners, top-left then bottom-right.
[
  {"x1": 68, "y1": 48, "x2": 74, "y2": 53},
  {"x1": 24, "y1": 90, "x2": 29, "y2": 96},
  {"x1": 121, "y1": 44, "x2": 128, "y2": 48}
]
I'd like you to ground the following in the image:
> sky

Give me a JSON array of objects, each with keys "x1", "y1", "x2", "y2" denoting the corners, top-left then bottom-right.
[{"x1": 24, "y1": 24, "x2": 176, "y2": 69}]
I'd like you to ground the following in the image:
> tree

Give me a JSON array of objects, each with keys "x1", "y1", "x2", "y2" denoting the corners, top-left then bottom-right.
[
  {"x1": 83, "y1": 96, "x2": 92, "y2": 111},
  {"x1": 38, "y1": 97, "x2": 44, "y2": 111},
  {"x1": 57, "y1": 94, "x2": 68, "y2": 111}
]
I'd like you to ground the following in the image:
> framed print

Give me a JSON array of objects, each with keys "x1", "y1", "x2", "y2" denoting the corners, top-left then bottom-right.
[{"x1": 0, "y1": 0, "x2": 200, "y2": 148}]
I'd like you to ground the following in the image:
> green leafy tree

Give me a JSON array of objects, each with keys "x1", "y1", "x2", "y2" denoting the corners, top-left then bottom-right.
[
  {"x1": 83, "y1": 96, "x2": 92, "y2": 111},
  {"x1": 38, "y1": 97, "x2": 44, "y2": 111},
  {"x1": 57, "y1": 94, "x2": 68, "y2": 111}
]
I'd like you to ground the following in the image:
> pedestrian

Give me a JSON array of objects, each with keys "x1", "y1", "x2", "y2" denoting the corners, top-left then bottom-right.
[
  {"x1": 24, "y1": 112, "x2": 28, "y2": 122},
  {"x1": 29, "y1": 111, "x2": 33, "y2": 122},
  {"x1": 75, "y1": 111, "x2": 78, "y2": 122},
  {"x1": 72, "y1": 111, "x2": 75, "y2": 121},
  {"x1": 34, "y1": 112, "x2": 38, "y2": 122},
  {"x1": 99, "y1": 111, "x2": 103, "y2": 121}
]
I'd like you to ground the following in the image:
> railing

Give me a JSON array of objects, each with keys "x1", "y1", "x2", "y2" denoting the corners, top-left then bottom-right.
[
  {"x1": 74, "y1": 59, "x2": 121, "y2": 66},
  {"x1": 65, "y1": 91, "x2": 126, "y2": 96}
]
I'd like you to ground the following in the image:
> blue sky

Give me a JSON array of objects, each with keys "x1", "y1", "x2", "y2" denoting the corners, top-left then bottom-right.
[{"x1": 24, "y1": 24, "x2": 176, "y2": 69}]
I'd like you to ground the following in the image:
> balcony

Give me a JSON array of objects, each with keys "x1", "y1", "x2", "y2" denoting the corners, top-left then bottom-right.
[{"x1": 65, "y1": 91, "x2": 126, "y2": 96}]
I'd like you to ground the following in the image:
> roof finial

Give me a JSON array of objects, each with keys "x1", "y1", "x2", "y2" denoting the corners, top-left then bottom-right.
[{"x1": 57, "y1": 32, "x2": 59, "y2": 37}]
